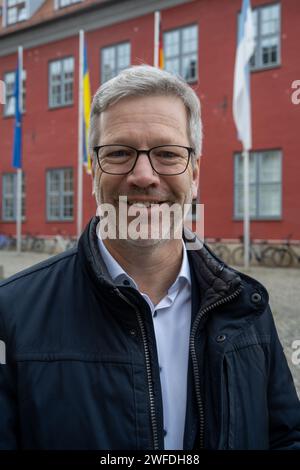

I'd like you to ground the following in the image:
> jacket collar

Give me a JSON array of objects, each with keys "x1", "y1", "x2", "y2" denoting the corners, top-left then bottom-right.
[{"x1": 78, "y1": 217, "x2": 269, "y2": 319}]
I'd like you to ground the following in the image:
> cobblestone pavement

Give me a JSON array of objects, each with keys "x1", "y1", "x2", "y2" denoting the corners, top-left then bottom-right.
[{"x1": 0, "y1": 250, "x2": 299, "y2": 397}]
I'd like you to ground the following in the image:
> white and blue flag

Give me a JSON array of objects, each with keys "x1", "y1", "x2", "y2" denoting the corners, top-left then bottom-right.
[{"x1": 233, "y1": 0, "x2": 255, "y2": 151}]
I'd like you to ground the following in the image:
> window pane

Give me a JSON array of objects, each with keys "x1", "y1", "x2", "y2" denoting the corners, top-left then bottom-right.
[
  {"x1": 102, "y1": 43, "x2": 130, "y2": 83},
  {"x1": 182, "y1": 26, "x2": 197, "y2": 54},
  {"x1": 259, "y1": 183, "x2": 281, "y2": 216},
  {"x1": 117, "y1": 43, "x2": 130, "y2": 70},
  {"x1": 235, "y1": 184, "x2": 256, "y2": 217},
  {"x1": 235, "y1": 153, "x2": 256, "y2": 183},
  {"x1": 2, "y1": 173, "x2": 25, "y2": 220},
  {"x1": 50, "y1": 58, "x2": 74, "y2": 106},
  {"x1": 252, "y1": 9, "x2": 258, "y2": 36},
  {"x1": 64, "y1": 57, "x2": 74, "y2": 74},
  {"x1": 165, "y1": 58, "x2": 180, "y2": 76},
  {"x1": 47, "y1": 169, "x2": 74, "y2": 220},
  {"x1": 49, "y1": 172, "x2": 60, "y2": 192},
  {"x1": 259, "y1": 152, "x2": 281, "y2": 182},
  {"x1": 249, "y1": 4, "x2": 280, "y2": 70},
  {"x1": 164, "y1": 30, "x2": 180, "y2": 58},
  {"x1": 261, "y1": 5, "x2": 280, "y2": 35},
  {"x1": 102, "y1": 47, "x2": 116, "y2": 82},
  {"x1": 50, "y1": 61, "x2": 62, "y2": 76},
  {"x1": 261, "y1": 37, "x2": 278, "y2": 65},
  {"x1": 182, "y1": 54, "x2": 197, "y2": 81},
  {"x1": 103, "y1": 47, "x2": 115, "y2": 63}
]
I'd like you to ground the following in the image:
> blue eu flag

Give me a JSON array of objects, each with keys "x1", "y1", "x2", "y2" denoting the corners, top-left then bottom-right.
[{"x1": 12, "y1": 64, "x2": 22, "y2": 169}]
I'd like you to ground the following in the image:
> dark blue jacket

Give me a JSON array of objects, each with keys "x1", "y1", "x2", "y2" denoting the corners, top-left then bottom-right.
[{"x1": 0, "y1": 217, "x2": 299, "y2": 450}]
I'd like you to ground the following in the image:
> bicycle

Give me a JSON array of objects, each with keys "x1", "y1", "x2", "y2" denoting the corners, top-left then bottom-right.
[
  {"x1": 207, "y1": 238, "x2": 231, "y2": 264},
  {"x1": 231, "y1": 237, "x2": 275, "y2": 267},
  {"x1": 272, "y1": 234, "x2": 300, "y2": 267}
]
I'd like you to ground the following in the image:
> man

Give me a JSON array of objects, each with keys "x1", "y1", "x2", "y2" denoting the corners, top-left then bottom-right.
[{"x1": 0, "y1": 65, "x2": 299, "y2": 450}]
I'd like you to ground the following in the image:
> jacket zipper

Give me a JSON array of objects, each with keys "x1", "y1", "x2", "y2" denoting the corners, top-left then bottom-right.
[
  {"x1": 116, "y1": 284, "x2": 243, "y2": 451},
  {"x1": 190, "y1": 286, "x2": 243, "y2": 449},
  {"x1": 115, "y1": 289, "x2": 160, "y2": 450}
]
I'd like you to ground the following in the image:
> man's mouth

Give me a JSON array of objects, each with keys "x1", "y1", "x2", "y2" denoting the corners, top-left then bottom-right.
[{"x1": 126, "y1": 200, "x2": 169, "y2": 208}]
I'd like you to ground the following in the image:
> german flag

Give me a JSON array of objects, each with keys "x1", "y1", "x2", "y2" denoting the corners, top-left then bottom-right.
[{"x1": 158, "y1": 13, "x2": 164, "y2": 69}]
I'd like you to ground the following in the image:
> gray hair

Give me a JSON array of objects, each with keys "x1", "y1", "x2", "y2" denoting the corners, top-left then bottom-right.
[{"x1": 89, "y1": 64, "x2": 202, "y2": 167}]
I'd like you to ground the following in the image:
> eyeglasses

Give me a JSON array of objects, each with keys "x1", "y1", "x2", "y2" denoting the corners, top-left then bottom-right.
[{"x1": 93, "y1": 144, "x2": 194, "y2": 176}]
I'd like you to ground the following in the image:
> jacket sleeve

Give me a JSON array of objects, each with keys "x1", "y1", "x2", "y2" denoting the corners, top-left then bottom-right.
[
  {"x1": 266, "y1": 306, "x2": 300, "y2": 449},
  {"x1": 0, "y1": 313, "x2": 19, "y2": 449}
]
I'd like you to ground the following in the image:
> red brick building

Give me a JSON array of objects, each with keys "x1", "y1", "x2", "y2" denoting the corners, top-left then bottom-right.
[{"x1": 0, "y1": 0, "x2": 299, "y2": 241}]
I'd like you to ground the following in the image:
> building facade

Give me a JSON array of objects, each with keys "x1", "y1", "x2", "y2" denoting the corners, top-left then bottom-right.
[{"x1": 0, "y1": 0, "x2": 299, "y2": 241}]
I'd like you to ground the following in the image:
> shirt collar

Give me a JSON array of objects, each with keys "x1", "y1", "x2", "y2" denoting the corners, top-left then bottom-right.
[{"x1": 97, "y1": 235, "x2": 191, "y2": 290}]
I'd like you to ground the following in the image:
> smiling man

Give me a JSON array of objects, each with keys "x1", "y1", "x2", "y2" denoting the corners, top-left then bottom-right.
[{"x1": 0, "y1": 65, "x2": 300, "y2": 451}]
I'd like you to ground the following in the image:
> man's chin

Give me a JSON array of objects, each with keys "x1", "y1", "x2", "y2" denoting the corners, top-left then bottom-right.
[{"x1": 121, "y1": 237, "x2": 165, "y2": 249}]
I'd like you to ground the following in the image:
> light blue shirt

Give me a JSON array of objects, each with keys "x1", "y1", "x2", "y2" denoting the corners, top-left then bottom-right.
[{"x1": 97, "y1": 236, "x2": 192, "y2": 450}]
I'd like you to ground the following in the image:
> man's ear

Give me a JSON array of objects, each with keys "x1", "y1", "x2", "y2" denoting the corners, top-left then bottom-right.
[
  {"x1": 91, "y1": 157, "x2": 96, "y2": 195},
  {"x1": 192, "y1": 157, "x2": 200, "y2": 200}
]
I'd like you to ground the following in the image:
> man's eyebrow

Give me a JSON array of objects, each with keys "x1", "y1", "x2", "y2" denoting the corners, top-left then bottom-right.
[{"x1": 100, "y1": 137, "x2": 183, "y2": 146}]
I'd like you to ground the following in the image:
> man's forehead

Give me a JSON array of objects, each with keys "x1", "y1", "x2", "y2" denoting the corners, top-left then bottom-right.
[{"x1": 99, "y1": 95, "x2": 188, "y2": 129}]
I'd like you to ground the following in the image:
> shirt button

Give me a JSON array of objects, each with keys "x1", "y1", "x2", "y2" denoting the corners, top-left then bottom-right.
[
  {"x1": 159, "y1": 366, "x2": 162, "y2": 373},
  {"x1": 123, "y1": 279, "x2": 131, "y2": 286},
  {"x1": 163, "y1": 429, "x2": 167, "y2": 437}
]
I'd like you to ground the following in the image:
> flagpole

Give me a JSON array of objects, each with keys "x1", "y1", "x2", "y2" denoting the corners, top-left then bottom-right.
[
  {"x1": 16, "y1": 46, "x2": 23, "y2": 254},
  {"x1": 154, "y1": 11, "x2": 160, "y2": 67},
  {"x1": 243, "y1": 150, "x2": 250, "y2": 268},
  {"x1": 77, "y1": 30, "x2": 84, "y2": 238},
  {"x1": 232, "y1": 0, "x2": 255, "y2": 269}
]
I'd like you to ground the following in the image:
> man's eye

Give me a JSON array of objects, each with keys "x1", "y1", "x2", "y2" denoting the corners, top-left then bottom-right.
[
  {"x1": 107, "y1": 150, "x2": 131, "y2": 157},
  {"x1": 156, "y1": 151, "x2": 178, "y2": 159}
]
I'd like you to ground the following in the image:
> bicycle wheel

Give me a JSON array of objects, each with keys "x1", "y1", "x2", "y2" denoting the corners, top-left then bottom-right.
[
  {"x1": 32, "y1": 238, "x2": 45, "y2": 253},
  {"x1": 272, "y1": 248, "x2": 293, "y2": 267},
  {"x1": 213, "y1": 245, "x2": 231, "y2": 264},
  {"x1": 231, "y1": 246, "x2": 245, "y2": 266},
  {"x1": 260, "y1": 246, "x2": 276, "y2": 267}
]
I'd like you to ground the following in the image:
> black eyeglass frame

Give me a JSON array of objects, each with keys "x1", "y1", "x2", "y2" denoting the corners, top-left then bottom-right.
[{"x1": 93, "y1": 144, "x2": 195, "y2": 176}]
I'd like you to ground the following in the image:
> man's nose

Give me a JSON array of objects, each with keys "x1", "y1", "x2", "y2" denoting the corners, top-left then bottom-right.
[{"x1": 126, "y1": 153, "x2": 160, "y2": 187}]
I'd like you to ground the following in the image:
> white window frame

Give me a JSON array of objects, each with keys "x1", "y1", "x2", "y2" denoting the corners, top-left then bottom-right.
[
  {"x1": 245, "y1": 3, "x2": 281, "y2": 71},
  {"x1": 2, "y1": 172, "x2": 26, "y2": 221},
  {"x1": 46, "y1": 168, "x2": 74, "y2": 221},
  {"x1": 163, "y1": 24, "x2": 198, "y2": 83},
  {"x1": 234, "y1": 150, "x2": 282, "y2": 220},
  {"x1": 101, "y1": 42, "x2": 131, "y2": 84},
  {"x1": 54, "y1": 0, "x2": 82, "y2": 9},
  {"x1": 3, "y1": 69, "x2": 26, "y2": 117},
  {"x1": 6, "y1": 0, "x2": 28, "y2": 26},
  {"x1": 49, "y1": 57, "x2": 74, "y2": 108}
]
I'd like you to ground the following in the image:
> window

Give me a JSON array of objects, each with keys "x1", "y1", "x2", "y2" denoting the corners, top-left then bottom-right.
[
  {"x1": 101, "y1": 42, "x2": 130, "y2": 83},
  {"x1": 56, "y1": 0, "x2": 82, "y2": 8},
  {"x1": 234, "y1": 150, "x2": 282, "y2": 219},
  {"x1": 47, "y1": 169, "x2": 74, "y2": 221},
  {"x1": 3, "y1": 70, "x2": 26, "y2": 117},
  {"x1": 164, "y1": 24, "x2": 198, "y2": 82},
  {"x1": 249, "y1": 3, "x2": 280, "y2": 70},
  {"x1": 2, "y1": 173, "x2": 25, "y2": 221},
  {"x1": 6, "y1": 0, "x2": 27, "y2": 25},
  {"x1": 49, "y1": 57, "x2": 74, "y2": 108}
]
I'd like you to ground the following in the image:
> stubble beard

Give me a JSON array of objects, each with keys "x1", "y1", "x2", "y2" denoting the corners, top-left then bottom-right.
[{"x1": 93, "y1": 172, "x2": 193, "y2": 248}]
